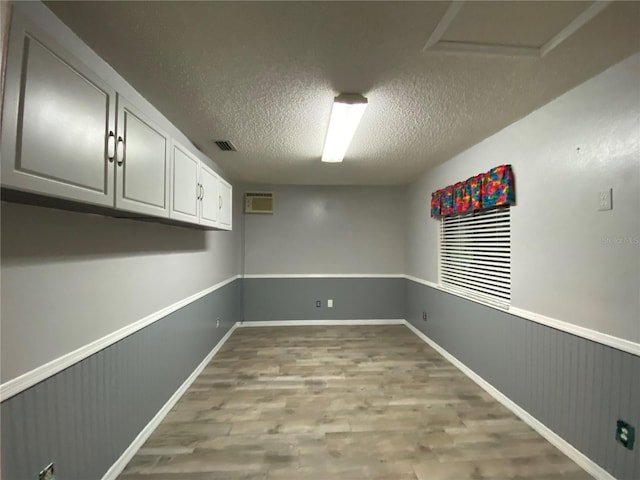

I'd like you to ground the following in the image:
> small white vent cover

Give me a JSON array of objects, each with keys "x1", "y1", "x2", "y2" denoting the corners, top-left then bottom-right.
[{"x1": 245, "y1": 192, "x2": 274, "y2": 214}]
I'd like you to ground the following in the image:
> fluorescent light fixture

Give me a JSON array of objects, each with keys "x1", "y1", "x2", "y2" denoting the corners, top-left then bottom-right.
[{"x1": 321, "y1": 94, "x2": 368, "y2": 163}]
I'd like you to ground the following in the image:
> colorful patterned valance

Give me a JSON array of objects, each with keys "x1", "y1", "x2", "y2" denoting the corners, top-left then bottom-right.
[{"x1": 431, "y1": 165, "x2": 515, "y2": 218}]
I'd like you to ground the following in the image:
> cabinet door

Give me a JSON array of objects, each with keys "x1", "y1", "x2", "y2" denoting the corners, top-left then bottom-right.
[
  {"x1": 0, "y1": 12, "x2": 116, "y2": 206},
  {"x1": 115, "y1": 95, "x2": 170, "y2": 217},
  {"x1": 169, "y1": 142, "x2": 199, "y2": 224},
  {"x1": 199, "y1": 163, "x2": 219, "y2": 228},
  {"x1": 218, "y1": 178, "x2": 233, "y2": 230}
]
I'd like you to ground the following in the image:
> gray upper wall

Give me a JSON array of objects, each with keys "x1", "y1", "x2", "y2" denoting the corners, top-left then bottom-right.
[
  {"x1": 0, "y1": 188, "x2": 245, "y2": 383},
  {"x1": 406, "y1": 53, "x2": 640, "y2": 344},
  {"x1": 242, "y1": 185, "x2": 405, "y2": 275}
]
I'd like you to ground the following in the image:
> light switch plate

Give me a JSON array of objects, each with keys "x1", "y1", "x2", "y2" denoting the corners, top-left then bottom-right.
[
  {"x1": 327, "y1": 299, "x2": 333, "y2": 308},
  {"x1": 598, "y1": 189, "x2": 612, "y2": 211}
]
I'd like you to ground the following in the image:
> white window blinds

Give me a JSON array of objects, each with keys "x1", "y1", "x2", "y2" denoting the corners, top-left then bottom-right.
[{"x1": 439, "y1": 206, "x2": 511, "y2": 307}]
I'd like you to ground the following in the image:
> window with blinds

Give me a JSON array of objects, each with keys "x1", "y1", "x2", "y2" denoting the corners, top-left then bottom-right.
[{"x1": 439, "y1": 206, "x2": 511, "y2": 307}]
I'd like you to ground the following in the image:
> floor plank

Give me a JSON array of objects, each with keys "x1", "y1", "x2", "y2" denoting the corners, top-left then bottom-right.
[{"x1": 118, "y1": 325, "x2": 592, "y2": 480}]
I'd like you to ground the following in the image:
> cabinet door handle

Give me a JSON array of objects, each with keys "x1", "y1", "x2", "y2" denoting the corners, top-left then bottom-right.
[
  {"x1": 219, "y1": 194, "x2": 222, "y2": 209},
  {"x1": 116, "y1": 136, "x2": 125, "y2": 166},
  {"x1": 200, "y1": 185, "x2": 205, "y2": 200},
  {"x1": 107, "y1": 131, "x2": 116, "y2": 162},
  {"x1": 196, "y1": 183, "x2": 201, "y2": 200}
]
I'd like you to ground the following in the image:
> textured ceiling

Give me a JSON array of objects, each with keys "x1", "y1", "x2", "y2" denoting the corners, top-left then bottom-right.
[{"x1": 45, "y1": 1, "x2": 640, "y2": 185}]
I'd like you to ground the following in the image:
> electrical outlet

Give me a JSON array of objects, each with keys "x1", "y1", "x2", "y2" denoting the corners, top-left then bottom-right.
[
  {"x1": 598, "y1": 188, "x2": 612, "y2": 211},
  {"x1": 39, "y1": 463, "x2": 55, "y2": 480},
  {"x1": 327, "y1": 299, "x2": 333, "y2": 308},
  {"x1": 616, "y1": 420, "x2": 635, "y2": 450},
  {"x1": 315, "y1": 300, "x2": 321, "y2": 308},
  {"x1": 216, "y1": 318, "x2": 220, "y2": 328},
  {"x1": 422, "y1": 311, "x2": 427, "y2": 321}
]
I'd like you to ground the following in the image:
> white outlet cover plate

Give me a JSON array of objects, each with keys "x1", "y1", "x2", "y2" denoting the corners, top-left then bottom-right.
[{"x1": 327, "y1": 299, "x2": 333, "y2": 308}]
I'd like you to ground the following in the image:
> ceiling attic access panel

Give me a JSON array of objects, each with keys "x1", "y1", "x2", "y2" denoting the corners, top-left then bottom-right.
[{"x1": 442, "y1": 2, "x2": 593, "y2": 48}]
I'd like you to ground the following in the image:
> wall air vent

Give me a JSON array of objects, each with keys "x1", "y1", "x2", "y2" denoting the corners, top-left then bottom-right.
[
  {"x1": 214, "y1": 140, "x2": 237, "y2": 152},
  {"x1": 245, "y1": 192, "x2": 274, "y2": 214}
]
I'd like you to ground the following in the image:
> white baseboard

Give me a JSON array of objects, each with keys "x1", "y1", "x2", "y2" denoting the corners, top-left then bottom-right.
[
  {"x1": 101, "y1": 323, "x2": 239, "y2": 480},
  {"x1": 101, "y1": 319, "x2": 614, "y2": 480},
  {"x1": 102, "y1": 320, "x2": 401, "y2": 478},
  {"x1": 403, "y1": 321, "x2": 615, "y2": 480},
  {"x1": 239, "y1": 319, "x2": 406, "y2": 327}
]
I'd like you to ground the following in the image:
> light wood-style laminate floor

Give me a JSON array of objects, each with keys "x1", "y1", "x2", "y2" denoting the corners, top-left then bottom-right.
[{"x1": 119, "y1": 325, "x2": 592, "y2": 480}]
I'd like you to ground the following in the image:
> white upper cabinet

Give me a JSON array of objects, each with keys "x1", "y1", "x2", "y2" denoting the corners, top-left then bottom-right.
[
  {"x1": 115, "y1": 96, "x2": 170, "y2": 217},
  {"x1": 199, "y1": 163, "x2": 220, "y2": 228},
  {"x1": 218, "y1": 178, "x2": 233, "y2": 230},
  {"x1": 170, "y1": 142, "x2": 234, "y2": 230},
  {"x1": 170, "y1": 142, "x2": 200, "y2": 224},
  {"x1": 1, "y1": 4, "x2": 231, "y2": 230},
  {"x1": 1, "y1": 12, "x2": 116, "y2": 207}
]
